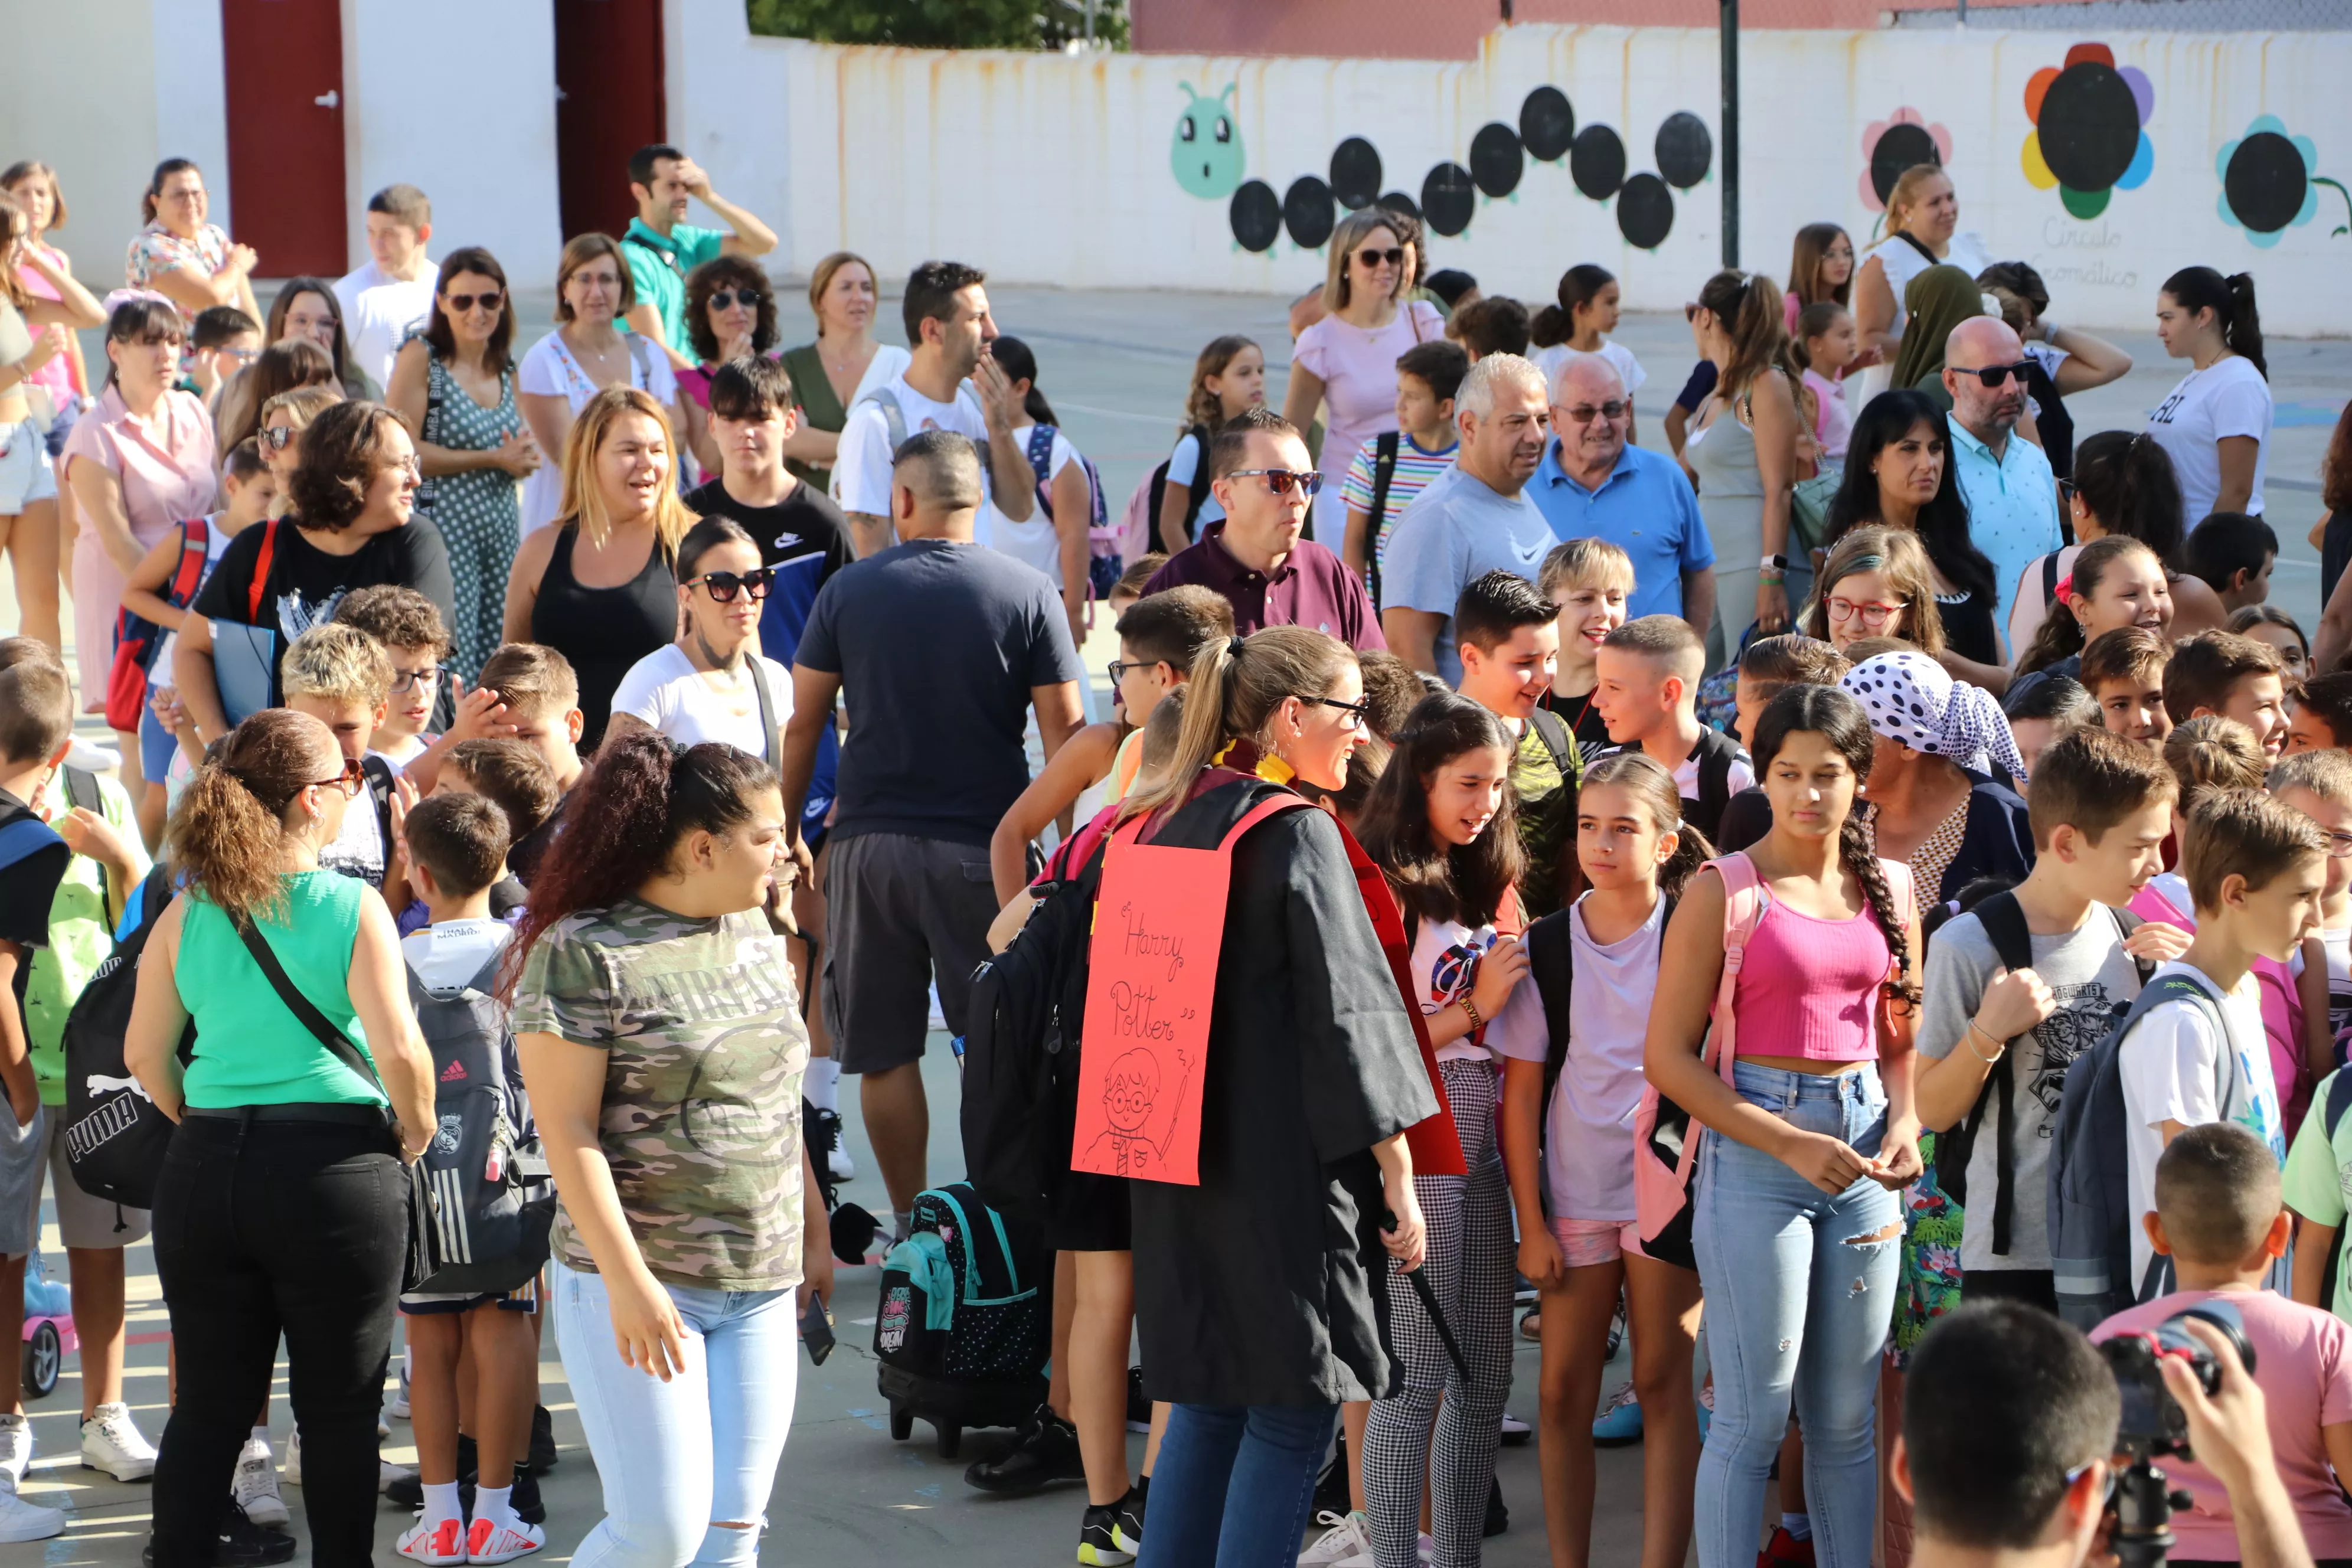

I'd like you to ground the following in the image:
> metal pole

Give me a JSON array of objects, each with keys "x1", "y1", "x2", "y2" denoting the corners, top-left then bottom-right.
[
  {"x1": 1085, "y1": 0, "x2": 1096, "y2": 45},
  {"x1": 1720, "y1": 0, "x2": 1739, "y2": 269}
]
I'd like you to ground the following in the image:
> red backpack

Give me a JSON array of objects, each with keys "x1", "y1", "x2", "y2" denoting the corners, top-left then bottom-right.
[{"x1": 103, "y1": 517, "x2": 211, "y2": 730}]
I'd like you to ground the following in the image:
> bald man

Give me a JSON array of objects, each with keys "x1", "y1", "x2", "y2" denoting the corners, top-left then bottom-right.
[{"x1": 1944, "y1": 315, "x2": 2062, "y2": 629}]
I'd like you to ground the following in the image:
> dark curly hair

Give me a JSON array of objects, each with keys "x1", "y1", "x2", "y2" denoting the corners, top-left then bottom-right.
[
  {"x1": 1354, "y1": 691, "x2": 1524, "y2": 932},
  {"x1": 684, "y1": 255, "x2": 777, "y2": 365},
  {"x1": 288, "y1": 401, "x2": 406, "y2": 533}
]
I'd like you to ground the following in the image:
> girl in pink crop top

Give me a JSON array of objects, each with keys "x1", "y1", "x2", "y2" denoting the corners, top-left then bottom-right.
[{"x1": 1733, "y1": 890, "x2": 1900, "y2": 1061}]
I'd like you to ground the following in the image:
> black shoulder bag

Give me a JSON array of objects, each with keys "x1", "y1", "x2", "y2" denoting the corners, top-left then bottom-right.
[{"x1": 235, "y1": 921, "x2": 435, "y2": 1290}]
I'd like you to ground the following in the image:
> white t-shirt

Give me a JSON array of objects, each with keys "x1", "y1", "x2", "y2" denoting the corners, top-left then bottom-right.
[
  {"x1": 401, "y1": 918, "x2": 514, "y2": 992},
  {"x1": 374, "y1": 733, "x2": 428, "y2": 770},
  {"x1": 1672, "y1": 747, "x2": 1757, "y2": 800},
  {"x1": 1406, "y1": 911, "x2": 1512, "y2": 1065},
  {"x1": 319, "y1": 759, "x2": 388, "y2": 887},
  {"x1": 609, "y1": 643, "x2": 794, "y2": 760},
  {"x1": 151, "y1": 512, "x2": 240, "y2": 681},
  {"x1": 1529, "y1": 339, "x2": 1648, "y2": 404},
  {"x1": 830, "y1": 374, "x2": 1063, "y2": 585},
  {"x1": 2148, "y1": 355, "x2": 2272, "y2": 529},
  {"x1": 517, "y1": 329, "x2": 681, "y2": 534},
  {"x1": 1165, "y1": 430, "x2": 1226, "y2": 527},
  {"x1": 1544, "y1": 894, "x2": 1667, "y2": 1221},
  {"x1": 2117, "y1": 959, "x2": 2279, "y2": 1288},
  {"x1": 334, "y1": 260, "x2": 437, "y2": 394}
]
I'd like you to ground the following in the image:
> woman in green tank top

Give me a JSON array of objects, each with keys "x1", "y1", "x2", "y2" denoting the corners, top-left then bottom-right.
[
  {"x1": 776, "y1": 251, "x2": 909, "y2": 495},
  {"x1": 125, "y1": 708, "x2": 434, "y2": 1566}
]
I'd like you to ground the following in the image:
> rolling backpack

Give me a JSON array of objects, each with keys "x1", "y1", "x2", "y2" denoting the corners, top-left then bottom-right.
[
  {"x1": 61, "y1": 864, "x2": 187, "y2": 1210},
  {"x1": 874, "y1": 1181, "x2": 1051, "y2": 1457},
  {"x1": 404, "y1": 952, "x2": 555, "y2": 1295},
  {"x1": 1935, "y1": 891, "x2": 2151, "y2": 1259},
  {"x1": 105, "y1": 517, "x2": 210, "y2": 731}
]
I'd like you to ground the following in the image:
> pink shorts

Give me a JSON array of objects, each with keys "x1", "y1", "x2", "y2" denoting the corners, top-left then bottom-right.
[{"x1": 1549, "y1": 1216, "x2": 1648, "y2": 1268}]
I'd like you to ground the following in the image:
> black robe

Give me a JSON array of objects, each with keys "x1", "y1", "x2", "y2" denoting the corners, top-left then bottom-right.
[{"x1": 1129, "y1": 779, "x2": 1439, "y2": 1408}]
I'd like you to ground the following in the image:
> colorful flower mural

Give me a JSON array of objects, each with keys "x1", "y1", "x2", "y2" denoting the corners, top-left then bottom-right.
[
  {"x1": 2021, "y1": 44, "x2": 2154, "y2": 220},
  {"x1": 2217, "y1": 116, "x2": 2350, "y2": 246},
  {"x1": 1858, "y1": 109, "x2": 1952, "y2": 218}
]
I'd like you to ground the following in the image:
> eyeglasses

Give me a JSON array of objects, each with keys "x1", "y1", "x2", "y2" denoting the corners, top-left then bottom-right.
[
  {"x1": 1107, "y1": 659, "x2": 1162, "y2": 685},
  {"x1": 214, "y1": 346, "x2": 259, "y2": 367},
  {"x1": 1560, "y1": 401, "x2": 1629, "y2": 424},
  {"x1": 443, "y1": 290, "x2": 502, "y2": 314},
  {"x1": 391, "y1": 665, "x2": 442, "y2": 694},
  {"x1": 708, "y1": 289, "x2": 763, "y2": 311},
  {"x1": 687, "y1": 567, "x2": 775, "y2": 603},
  {"x1": 389, "y1": 454, "x2": 423, "y2": 479},
  {"x1": 260, "y1": 424, "x2": 297, "y2": 451},
  {"x1": 1952, "y1": 360, "x2": 2033, "y2": 389},
  {"x1": 2325, "y1": 829, "x2": 2352, "y2": 860},
  {"x1": 1354, "y1": 247, "x2": 1404, "y2": 270},
  {"x1": 1300, "y1": 695, "x2": 1370, "y2": 731},
  {"x1": 1226, "y1": 468, "x2": 1325, "y2": 499},
  {"x1": 307, "y1": 757, "x2": 364, "y2": 798},
  {"x1": 1826, "y1": 596, "x2": 1905, "y2": 628}
]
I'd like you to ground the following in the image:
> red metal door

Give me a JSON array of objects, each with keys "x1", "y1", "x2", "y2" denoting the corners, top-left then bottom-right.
[
  {"x1": 221, "y1": 0, "x2": 348, "y2": 277},
  {"x1": 556, "y1": 0, "x2": 667, "y2": 241}
]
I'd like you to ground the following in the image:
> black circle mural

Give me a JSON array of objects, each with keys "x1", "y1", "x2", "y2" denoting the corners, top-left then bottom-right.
[
  {"x1": 2037, "y1": 61, "x2": 2142, "y2": 193},
  {"x1": 1616, "y1": 174, "x2": 1675, "y2": 250},
  {"x1": 1230, "y1": 180, "x2": 1280, "y2": 252},
  {"x1": 1571, "y1": 125, "x2": 1627, "y2": 201},
  {"x1": 1283, "y1": 176, "x2": 1336, "y2": 249},
  {"x1": 1520, "y1": 87, "x2": 1575, "y2": 162},
  {"x1": 2224, "y1": 130, "x2": 2309, "y2": 234},
  {"x1": 1468, "y1": 123, "x2": 1525, "y2": 198},
  {"x1": 1376, "y1": 190, "x2": 1422, "y2": 221},
  {"x1": 1420, "y1": 162, "x2": 1477, "y2": 237},
  {"x1": 1655, "y1": 112, "x2": 1713, "y2": 190},
  {"x1": 1869, "y1": 121, "x2": 1942, "y2": 207},
  {"x1": 1329, "y1": 138, "x2": 1383, "y2": 212}
]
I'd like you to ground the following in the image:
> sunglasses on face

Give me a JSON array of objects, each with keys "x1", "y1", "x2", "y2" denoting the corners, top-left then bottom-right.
[
  {"x1": 1226, "y1": 468, "x2": 1325, "y2": 499},
  {"x1": 708, "y1": 289, "x2": 763, "y2": 311},
  {"x1": 1560, "y1": 401, "x2": 1629, "y2": 424},
  {"x1": 1954, "y1": 360, "x2": 2033, "y2": 389},
  {"x1": 688, "y1": 567, "x2": 775, "y2": 603},
  {"x1": 391, "y1": 665, "x2": 442, "y2": 695},
  {"x1": 308, "y1": 757, "x2": 364, "y2": 798},
  {"x1": 1300, "y1": 694, "x2": 1370, "y2": 731},
  {"x1": 260, "y1": 424, "x2": 297, "y2": 451},
  {"x1": 444, "y1": 290, "x2": 502, "y2": 313},
  {"x1": 1354, "y1": 247, "x2": 1404, "y2": 270}
]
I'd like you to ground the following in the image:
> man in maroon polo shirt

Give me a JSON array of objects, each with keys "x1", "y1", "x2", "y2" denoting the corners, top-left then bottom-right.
[{"x1": 1141, "y1": 407, "x2": 1386, "y2": 652}]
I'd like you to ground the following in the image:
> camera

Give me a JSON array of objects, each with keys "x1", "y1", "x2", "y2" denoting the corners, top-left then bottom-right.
[{"x1": 2095, "y1": 1298, "x2": 2258, "y2": 1568}]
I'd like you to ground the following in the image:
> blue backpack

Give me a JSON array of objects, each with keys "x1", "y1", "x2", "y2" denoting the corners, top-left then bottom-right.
[{"x1": 1024, "y1": 425, "x2": 1118, "y2": 599}]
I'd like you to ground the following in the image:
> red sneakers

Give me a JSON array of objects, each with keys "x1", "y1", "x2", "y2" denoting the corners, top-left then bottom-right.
[{"x1": 1758, "y1": 1527, "x2": 1816, "y2": 1568}]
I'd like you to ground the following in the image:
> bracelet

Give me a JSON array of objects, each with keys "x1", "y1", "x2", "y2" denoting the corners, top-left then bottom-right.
[
  {"x1": 1965, "y1": 1018, "x2": 2006, "y2": 1064},
  {"x1": 1759, "y1": 571, "x2": 1785, "y2": 586},
  {"x1": 1461, "y1": 996, "x2": 1484, "y2": 1032}
]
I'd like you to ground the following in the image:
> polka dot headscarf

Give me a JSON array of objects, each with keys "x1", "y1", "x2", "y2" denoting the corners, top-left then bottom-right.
[{"x1": 1839, "y1": 648, "x2": 2026, "y2": 780}]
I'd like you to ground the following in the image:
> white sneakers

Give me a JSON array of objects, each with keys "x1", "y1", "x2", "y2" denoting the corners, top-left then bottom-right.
[
  {"x1": 81, "y1": 1402, "x2": 159, "y2": 1481},
  {"x1": 0, "y1": 1485, "x2": 65, "y2": 1544},
  {"x1": 1298, "y1": 1510, "x2": 1370, "y2": 1567},
  {"x1": 0, "y1": 1413, "x2": 29, "y2": 1484},
  {"x1": 398, "y1": 1514, "x2": 547, "y2": 1565},
  {"x1": 398, "y1": 1516, "x2": 469, "y2": 1566},
  {"x1": 234, "y1": 1436, "x2": 290, "y2": 1526},
  {"x1": 1335, "y1": 1534, "x2": 1433, "y2": 1568},
  {"x1": 282, "y1": 1429, "x2": 416, "y2": 1493}
]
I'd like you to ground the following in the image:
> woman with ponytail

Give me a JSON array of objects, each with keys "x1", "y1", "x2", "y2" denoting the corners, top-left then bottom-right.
[
  {"x1": 1119, "y1": 628, "x2": 1440, "y2": 1568},
  {"x1": 1528, "y1": 264, "x2": 1647, "y2": 443},
  {"x1": 1682, "y1": 269, "x2": 1808, "y2": 665},
  {"x1": 509, "y1": 732, "x2": 825, "y2": 1568},
  {"x1": 986, "y1": 335, "x2": 1093, "y2": 637},
  {"x1": 2012, "y1": 535, "x2": 2173, "y2": 683},
  {"x1": 2006, "y1": 430, "x2": 2228, "y2": 651},
  {"x1": 125, "y1": 708, "x2": 435, "y2": 1567},
  {"x1": 1644, "y1": 683, "x2": 1924, "y2": 1568},
  {"x1": 2149, "y1": 266, "x2": 2272, "y2": 530}
]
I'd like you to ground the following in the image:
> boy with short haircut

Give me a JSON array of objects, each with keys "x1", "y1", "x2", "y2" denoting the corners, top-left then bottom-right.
[
  {"x1": 1537, "y1": 537, "x2": 1632, "y2": 752},
  {"x1": 2117, "y1": 790, "x2": 2326, "y2": 1299},
  {"x1": 2269, "y1": 749, "x2": 2352, "y2": 1043},
  {"x1": 1592, "y1": 613, "x2": 1753, "y2": 842},
  {"x1": 471, "y1": 645, "x2": 587, "y2": 887},
  {"x1": 2004, "y1": 675, "x2": 2101, "y2": 785},
  {"x1": 188, "y1": 305, "x2": 262, "y2": 412},
  {"x1": 1453, "y1": 570, "x2": 1576, "y2": 916},
  {"x1": 1916, "y1": 727, "x2": 2183, "y2": 1309},
  {"x1": 431, "y1": 739, "x2": 556, "y2": 923},
  {"x1": 392, "y1": 793, "x2": 545, "y2": 1567},
  {"x1": 2095, "y1": 1121, "x2": 2352, "y2": 1564},
  {"x1": 2286, "y1": 671, "x2": 2352, "y2": 757},
  {"x1": 2184, "y1": 513, "x2": 2279, "y2": 615},
  {"x1": 2081, "y1": 626, "x2": 2174, "y2": 754},
  {"x1": 2165, "y1": 631, "x2": 2288, "y2": 759},
  {"x1": 334, "y1": 584, "x2": 452, "y2": 770},
  {"x1": 280, "y1": 622, "x2": 403, "y2": 896},
  {"x1": 1341, "y1": 338, "x2": 1468, "y2": 590}
]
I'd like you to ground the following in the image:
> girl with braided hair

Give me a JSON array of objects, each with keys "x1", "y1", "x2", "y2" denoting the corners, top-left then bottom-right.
[{"x1": 1642, "y1": 684, "x2": 1924, "y2": 1568}]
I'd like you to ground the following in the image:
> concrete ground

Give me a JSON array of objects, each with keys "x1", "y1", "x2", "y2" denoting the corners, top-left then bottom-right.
[{"x1": 5, "y1": 283, "x2": 2346, "y2": 1567}]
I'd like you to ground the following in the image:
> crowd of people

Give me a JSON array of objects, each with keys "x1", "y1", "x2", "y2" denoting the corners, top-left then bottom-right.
[{"x1": 1, "y1": 133, "x2": 2351, "y2": 1568}]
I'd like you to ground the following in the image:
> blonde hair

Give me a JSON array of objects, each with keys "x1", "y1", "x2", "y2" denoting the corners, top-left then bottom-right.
[
  {"x1": 1885, "y1": 164, "x2": 1953, "y2": 237},
  {"x1": 807, "y1": 250, "x2": 876, "y2": 319},
  {"x1": 168, "y1": 710, "x2": 343, "y2": 928},
  {"x1": 281, "y1": 622, "x2": 393, "y2": 708},
  {"x1": 1803, "y1": 525, "x2": 1947, "y2": 658},
  {"x1": 1321, "y1": 208, "x2": 1408, "y2": 314},
  {"x1": 1121, "y1": 628, "x2": 1354, "y2": 824},
  {"x1": 557, "y1": 386, "x2": 694, "y2": 554},
  {"x1": 553, "y1": 234, "x2": 636, "y2": 322},
  {"x1": 2269, "y1": 748, "x2": 2352, "y2": 809},
  {"x1": 260, "y1": 384, "x2": 342, "y2": 437},
  {"x1": 1539, "y1": 537, "x2": 1634, "y2": 600}
]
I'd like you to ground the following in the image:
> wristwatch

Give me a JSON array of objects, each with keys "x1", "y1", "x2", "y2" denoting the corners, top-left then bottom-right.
[{"x1": 1760, "y1": 553, "x2": 1789, "y2": 571}]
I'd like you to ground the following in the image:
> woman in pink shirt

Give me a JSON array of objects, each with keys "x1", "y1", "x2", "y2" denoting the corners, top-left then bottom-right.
[{"x1": 62, "y1": 295, "x2": 217, "y2": 795}]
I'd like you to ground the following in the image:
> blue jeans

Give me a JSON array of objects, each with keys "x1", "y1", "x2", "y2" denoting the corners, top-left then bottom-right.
[
  {"x1": 1693, "y1": 1061, "x2": 1900, "y2": 1568},
  {"x1": 1139, "y1": 1402, "x2": 1340, "y2": 1568},
  {"x1": 552, "y1": 1260, "x2": 800, "y2": 1568}
]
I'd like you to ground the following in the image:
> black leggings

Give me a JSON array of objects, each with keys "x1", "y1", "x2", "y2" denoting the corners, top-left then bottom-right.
[{"x1": 149, "y1": 1115, "x2": 408, "y2": 1568}]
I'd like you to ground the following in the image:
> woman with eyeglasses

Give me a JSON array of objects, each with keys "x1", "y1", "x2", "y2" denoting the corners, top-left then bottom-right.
[
  {"x1": 775, "y1": 251, "x2": 908, "y2": 498},
  {"x1": 675, "y1": 256, "x2": 779, "y2": 477},
  {"x1": 504, "y1": 387, "x2": 690, "y2": 753},
  {"x1": 518, "y1": 234, "x2": 684, "y2": 536},
  {"x1": 1801, "y1": 526, "x2": 1948, "y2": 660},
  {"x1": 123, "y1": 158, "x2": 260, "y2": 328},
  {"x1": 264, "y1": 276, "x2": 374, "y2": 400},
  {"x1": 387, "y1": 247, "x2": 539, "y2": 683},
  {"x1": 1283, "y1": 208, "x2": 1446, "y2": 542},
  {"x1": 176, "y1": 402, "x2": 455, "y2": 751},
  {"x1": 606, "y1": 515, "x2": 792, "y2": 766},
  {"x1": 124, "y1": 705, "x2": 436, "y2": 1568}
]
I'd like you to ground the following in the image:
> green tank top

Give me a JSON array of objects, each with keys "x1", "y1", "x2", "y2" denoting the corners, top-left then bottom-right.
[{"x1": 176, "y1": 871, "x2": 388, "y2": 1109}]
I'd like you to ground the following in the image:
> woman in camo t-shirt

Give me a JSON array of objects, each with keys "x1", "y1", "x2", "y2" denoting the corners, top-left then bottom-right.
[{"x1": 512, "y1": 733, "x2": 829, "y2": 1568}]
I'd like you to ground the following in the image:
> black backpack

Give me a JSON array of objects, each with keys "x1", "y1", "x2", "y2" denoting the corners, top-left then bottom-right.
[
  {"x1": 1938, "y1": 890, "x2": 2151, "y2": 1257},
  {"x1": 1680, "y1": 729, "x2": 1750, "y2": 846},
  {"x1": 405, "y1": 953, "x2": 555, "y2": 1295},
  {"x1": 958, "y1": 834, "x2": 1109, "y2": 1223},
  {"x1": 1516, "y1": 708, "x2": 1586, "y2": 920},
  {"x1": 1144, "y1": 424, "x2": 1211, "y2": 550},
  {"x1": 61, "y1": 865, "x2": 188, "y2": 1210}
]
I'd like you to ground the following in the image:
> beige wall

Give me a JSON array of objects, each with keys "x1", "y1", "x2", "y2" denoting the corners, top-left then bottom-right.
[{"x1": 4, "y1": 0, "x2": 165, "y2": 292}]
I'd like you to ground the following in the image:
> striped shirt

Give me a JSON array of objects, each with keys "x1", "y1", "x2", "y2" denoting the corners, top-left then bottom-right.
[{"x1": 1341, "y1": 434, "x2": 1457, "y2": 574}]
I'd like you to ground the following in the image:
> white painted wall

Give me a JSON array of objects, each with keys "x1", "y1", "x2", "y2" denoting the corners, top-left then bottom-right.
[
  {"x1": 671, "y1": 19, "x2": 2352, "y2": 335},
  {"x1": 2, "y1": 0, "x2": 163, "y2": 292}
]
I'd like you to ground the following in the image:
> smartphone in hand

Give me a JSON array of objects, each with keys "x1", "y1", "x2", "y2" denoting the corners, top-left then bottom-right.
[{"x1": 801, "y1": 1292, "x2": 835, "y2": 1366}]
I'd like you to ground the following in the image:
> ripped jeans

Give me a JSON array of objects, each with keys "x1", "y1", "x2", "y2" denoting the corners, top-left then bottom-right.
[{"x1": 1691, "y1": 1061, "x2": 1899, "y2": 1568}]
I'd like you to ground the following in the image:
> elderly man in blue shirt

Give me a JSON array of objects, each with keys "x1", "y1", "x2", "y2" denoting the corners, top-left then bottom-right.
[
  {"x1": 1943, "y1": 315, "x2": 2062, "y2": 632},
  {"x1": 1526, "y1": 354, "x2": 1717, "y2": 643}
]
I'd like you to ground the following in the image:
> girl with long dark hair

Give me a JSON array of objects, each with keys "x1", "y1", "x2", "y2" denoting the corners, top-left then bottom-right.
[
  {"x1": 1644, "y1": 685, "x2": 1924, "y2": 1568},
  {"x1": 2005, "y1": 430, "x2": 2225, "y2": 651},
  {"x1": 988, "y1": 335, "x2": 1094, "y2": 632},
  {"x1": 2013, "y1": 536, "x2": 2173, "y2": 682},
  {"x1": 2148, "y1": 266, "x2": 2271, "y2": 531},
  {"x1": 1683, "y1": 269, "x2": 1807, "y2": 660},
  {"x1": 1529, "y1": 264, "x2": 1645, "y2": 443}
]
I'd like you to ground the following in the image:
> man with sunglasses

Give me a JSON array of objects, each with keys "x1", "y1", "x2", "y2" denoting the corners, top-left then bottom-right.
[
  {"x1": 1141, "y1": 406, "x2": 1383, "y2": 652},
  {"x1": 1943, "y1": 315, "x2": 2062, "y2": 631},
  {"x1": 1527, "y1": 354, "x2": 1716, "y2": 633}
]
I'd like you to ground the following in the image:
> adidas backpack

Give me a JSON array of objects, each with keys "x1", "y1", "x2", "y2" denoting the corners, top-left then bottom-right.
[{"x1": 406, "y1": 953, "x2": 554, "y2": 1295}]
